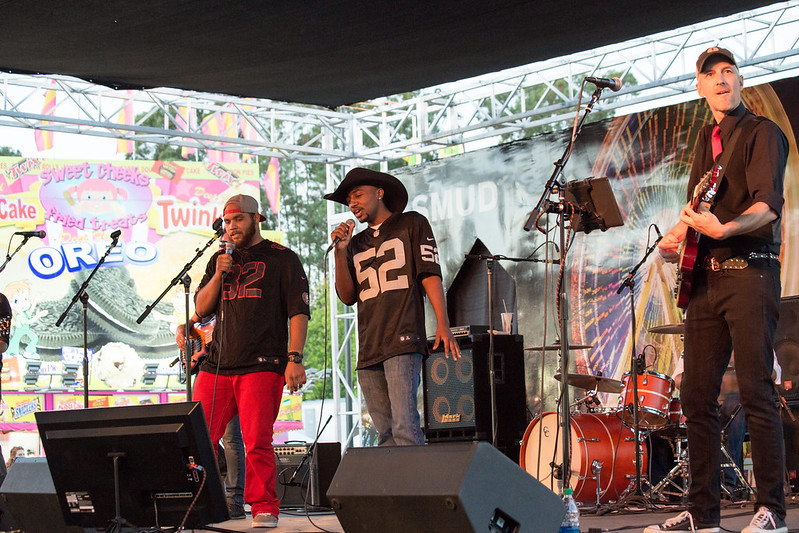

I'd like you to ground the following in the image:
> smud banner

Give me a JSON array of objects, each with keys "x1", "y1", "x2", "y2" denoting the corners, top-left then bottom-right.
[{"x1": 0, "y1": 157, "x2": 281, "y2": 392}]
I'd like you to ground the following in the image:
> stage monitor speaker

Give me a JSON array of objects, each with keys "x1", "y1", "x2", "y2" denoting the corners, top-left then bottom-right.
[
  {"x1": 0, "y1": 458, "x2": 81, "y2": 533},
  {"x1": 274, "y1": 442, "x2": 341, "y2": 508},
  {"x1": 776, "y1": 295, "x2": 799, "y2": 400},
  {"x1": 424, "y1": 333, "x2": 527, "y2": 461},
  {"x1": 327, "y1": 441, "x2": 565, "y2": 533}
]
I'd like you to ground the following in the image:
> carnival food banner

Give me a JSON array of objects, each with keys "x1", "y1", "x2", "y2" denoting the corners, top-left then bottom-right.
[{"x1": 0, "y1": 157, "x2": 280, "y2": 392}]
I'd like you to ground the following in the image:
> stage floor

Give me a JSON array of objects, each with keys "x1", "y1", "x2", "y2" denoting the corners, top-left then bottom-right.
[{"x1": 195, "y1": 498, "x2": 799, "y2": 532}]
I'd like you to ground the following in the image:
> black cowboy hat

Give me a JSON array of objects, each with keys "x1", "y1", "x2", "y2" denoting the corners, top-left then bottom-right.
[{"x1": 323, "y1": 167, "x2": 408, "y2": 213}]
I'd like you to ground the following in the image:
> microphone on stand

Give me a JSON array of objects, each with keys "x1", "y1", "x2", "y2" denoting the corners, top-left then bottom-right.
[
  {"x1": 585, "y1": 76, "x2": 623, "y2": 92},
  {"x1": 212, "y1": 217, "x2": 224, "y2": 236},
  {"x1": 110, "y1": 229, "x2": 122, "y2": 244},
  {"x1": 653, "y1": 224, "x2": 663, "y2": 243},
  {"x1": 13, "y1": 230, "x2": 46, "y2": 238}
]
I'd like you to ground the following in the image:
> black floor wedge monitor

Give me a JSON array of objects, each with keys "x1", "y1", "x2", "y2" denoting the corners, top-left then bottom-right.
[{"x1": 35, "y1": 401, "x2": 228, "y2": 529}]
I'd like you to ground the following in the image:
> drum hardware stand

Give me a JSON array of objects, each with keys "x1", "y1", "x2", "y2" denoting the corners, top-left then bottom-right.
[
  {"x1": 650, "y1": 435, "x2": 690, "y2": 503},
  {"x1": 523, "y1": 83, "x2": 623, "y2": 489},
  {"x1": 615, "y1": 227, "x2": 662, "y2": 505},
  {"x1": 56, "y1": 229, "x2": 122, "y2": 408},
  {"x1": 720, "y1": 404, "x2": 754, "y2": 500}
]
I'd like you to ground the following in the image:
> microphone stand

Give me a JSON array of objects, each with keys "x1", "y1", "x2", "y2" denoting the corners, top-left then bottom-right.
[
  {"x1": 0, "y1": 234, "x2": 36, "y2": 273},
  {"x1": 522, "y1": 86, "x2": 606, "y2": 489},
  {"x1": 615, "y1": 233, "x2": 661, "y2": 503},
  {"x1": 136, "y1": 225, "x2": 224, "y2": 401},
  {"x1": 286, "y1": 415, "x2": 333, "y2": 504},
  {"x1": 56, "y1": 231, "x2": 121, "y2": 408},
  {"x1": 463, "y1": 253, "x2": 556, "y2": 449}
]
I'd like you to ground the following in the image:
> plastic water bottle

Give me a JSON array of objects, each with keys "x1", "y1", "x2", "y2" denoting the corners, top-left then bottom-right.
[{"x1": 559, "y1": 487, "x2": 580, "y2": 533}]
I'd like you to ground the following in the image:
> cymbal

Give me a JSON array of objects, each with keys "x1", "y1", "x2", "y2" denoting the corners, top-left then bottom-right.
[
  {"x1": 554, "y1": 373, "x2": 623, "y2": 393},
  {"x1": 648, "y1": 323, "x2": 685, "y2": 335},
  {"x1": 525, "y1": 344, "x2": 592, "y2": 351}
]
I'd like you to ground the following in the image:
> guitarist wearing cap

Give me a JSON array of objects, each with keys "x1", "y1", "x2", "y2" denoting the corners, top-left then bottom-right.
[{"x1": 647, "y1": 48, "x2": 788, "y2": 533}]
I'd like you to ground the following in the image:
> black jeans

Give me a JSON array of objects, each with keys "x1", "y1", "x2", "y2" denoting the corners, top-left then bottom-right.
[{"x1": 682, "y1": 259, "x2": 784, "y2": 525}]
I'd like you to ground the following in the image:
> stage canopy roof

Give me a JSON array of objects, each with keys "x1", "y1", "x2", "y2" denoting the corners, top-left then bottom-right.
[{"x1": 0, "y1": 1, "x2": 778, "y2": 108}]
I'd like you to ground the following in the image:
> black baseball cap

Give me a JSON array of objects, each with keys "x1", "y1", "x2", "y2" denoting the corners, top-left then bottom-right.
[{"x1": 696, "y1": 46, "x2": 737, "y2": 74}]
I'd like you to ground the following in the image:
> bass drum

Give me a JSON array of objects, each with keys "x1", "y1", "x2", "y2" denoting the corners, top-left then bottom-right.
[{"x1": 520, "y1": 411, "x2": 646, "y2": 503}]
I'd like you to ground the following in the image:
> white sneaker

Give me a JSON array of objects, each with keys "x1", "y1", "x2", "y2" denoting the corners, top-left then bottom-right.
[
  {"x1": 252, "y1": 512, "x2": 278, "y2": 528},
  {"x1": 742, "y1": 507, "x2": 787, "y2": 533},
  {"x1": 643, "y1": 511, "x2": 720, "y2": 533}
]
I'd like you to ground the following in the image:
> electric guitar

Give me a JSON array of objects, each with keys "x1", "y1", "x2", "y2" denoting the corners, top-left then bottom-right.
[
  {"x1": 675, "y1": 164, "x2": 722, "y2": 309},
  {"x1": 180, "y1": 318, "x2": 215, "y2": 375},
  {"x1": 0, "y1": 316, "x2": 9, "y2": 350}
]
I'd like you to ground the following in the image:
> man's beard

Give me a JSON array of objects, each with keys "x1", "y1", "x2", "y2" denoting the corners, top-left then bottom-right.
[{"x1": 239, "y1": 218, "x2": 258, "y2": 248}]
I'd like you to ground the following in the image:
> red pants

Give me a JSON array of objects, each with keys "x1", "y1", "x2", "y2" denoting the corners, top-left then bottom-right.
[{"x1": 194, "y1": 370, "x2": 284, "y2": 517}]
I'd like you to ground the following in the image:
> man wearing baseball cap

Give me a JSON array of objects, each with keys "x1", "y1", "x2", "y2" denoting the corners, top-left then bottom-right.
[
  {"x1": 194, "y1": 193, "x2": 310, "y2": 528},
  {"x1": 648, "y1": 47, "x2": 788, "y2": 533},
  {"x1": 326, "y1": 167, "x2": 460, "y2": 446}
]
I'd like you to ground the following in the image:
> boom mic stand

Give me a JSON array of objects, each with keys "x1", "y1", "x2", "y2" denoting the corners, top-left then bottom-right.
[
  {"x1": 137, "y1": 219, "x2": 224, "y2": 401},
  {"x1": 56, "y1": 229, "x2": 122, "y2": 408},
  {"x1": 464, "y1": 253, "x2": 556, "y2": 448},
  {"x1": 522, "y1": 85, "x2": 610, "y2": 489},
  {"x1": 615, "y1": 230, "x2": 662, "y2": 504}
]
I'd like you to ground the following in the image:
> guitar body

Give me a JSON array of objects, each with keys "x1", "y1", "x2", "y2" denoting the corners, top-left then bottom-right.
[
  {"x1": 675, "y1": 165, "x2": 722, "y2": 309},
  {"x1": 182, "y1": 318, "x2": 215, "y2": 374}
]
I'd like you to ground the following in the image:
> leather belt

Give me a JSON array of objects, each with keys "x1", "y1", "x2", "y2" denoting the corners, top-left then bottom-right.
[{"x1": 704, "y1": 252, "x2": 779, "y2": 272}]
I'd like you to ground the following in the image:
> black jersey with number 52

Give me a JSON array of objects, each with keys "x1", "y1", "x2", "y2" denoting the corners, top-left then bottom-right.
[{"x1": 345, "y1": 211, "x2": 442, "y2": 369}]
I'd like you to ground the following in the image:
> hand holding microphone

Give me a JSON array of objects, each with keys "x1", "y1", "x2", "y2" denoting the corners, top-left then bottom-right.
[
  {"x1": 218, "y1": 240, "x2": 235, "y2": 276},
  {"x1": 327, "y1": 219, "x2": 355, "y2": 254}
]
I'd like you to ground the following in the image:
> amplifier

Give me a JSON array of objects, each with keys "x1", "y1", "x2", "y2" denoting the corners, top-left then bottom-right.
[
  {"x1": 273, "y1": 442, "x2": 340, "y2": 509},
  {"x1": 423, "y1": 333, "x2": 527, "y2": 462}
]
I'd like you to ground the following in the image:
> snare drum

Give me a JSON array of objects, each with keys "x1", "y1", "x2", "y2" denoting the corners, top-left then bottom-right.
[
  {"x1": 617, "y1": 371, "x2": 674, "y2": 429},
  {"x1": 520, "y1": 411, "x2": 646, "y2": 503}
]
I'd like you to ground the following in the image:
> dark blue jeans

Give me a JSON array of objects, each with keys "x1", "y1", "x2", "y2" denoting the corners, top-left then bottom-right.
[{"x1": 682, "y1": 260, "x2": 785, "y2": 525}]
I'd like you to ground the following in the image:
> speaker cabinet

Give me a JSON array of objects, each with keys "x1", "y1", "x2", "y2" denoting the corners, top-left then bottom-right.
[
  {"x1": 424, "y1": 333, "x2": 527, "y2": 461},
  {"x1": 274, "y1": 442, "x2": 341, "y2": 508},
  {"x1": 776, "y1": 295, "x2": 799, "y2": 400},
  {"x1": 0, "y1": 458, "x2": 82, "y2": 533},
  {"x1": 327, "y1": 441, "x2": 565, "y2": 533}
]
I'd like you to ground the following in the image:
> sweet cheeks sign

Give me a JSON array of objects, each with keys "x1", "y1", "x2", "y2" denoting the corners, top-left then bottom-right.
[
  {"x1": 39, "y1": 162, "x2": 151, "y2": 234},
  {"x1": 0, "y1": 157, "x2": 260, "y2": 280}
]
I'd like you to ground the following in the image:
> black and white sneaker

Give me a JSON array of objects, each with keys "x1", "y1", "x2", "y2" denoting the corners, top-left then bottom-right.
[
  {"x1": 742, "y1": 507, "x2": 787, "y2": 533},
  {"x1": 643, "y1": 511, "x2": 720, "y2": 533}
]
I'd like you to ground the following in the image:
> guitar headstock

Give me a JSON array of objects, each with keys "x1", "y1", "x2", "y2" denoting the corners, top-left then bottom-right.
[{"x1": 692, "y1": 165, "x2": 722, "y2": 207}]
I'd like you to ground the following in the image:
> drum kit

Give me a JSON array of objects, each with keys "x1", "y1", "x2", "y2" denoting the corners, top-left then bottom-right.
[{"x1": 519, "y1": 323, "x2": 718, "y2": 506}]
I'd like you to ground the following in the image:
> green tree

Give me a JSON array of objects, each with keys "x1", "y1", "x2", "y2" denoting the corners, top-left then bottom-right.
[{"x1": 0, "y1": 146, "x2": 22, "y2": 157}]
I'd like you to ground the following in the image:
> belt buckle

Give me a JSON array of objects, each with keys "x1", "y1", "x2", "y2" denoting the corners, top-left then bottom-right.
[{"x1": 707, "y1": 257, "x2": 721, "y2": 272}]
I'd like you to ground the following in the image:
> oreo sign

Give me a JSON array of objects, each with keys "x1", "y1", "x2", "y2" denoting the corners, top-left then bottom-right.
[{"x1": 28, "y1": 240, "x2": 158, "y2": 279}]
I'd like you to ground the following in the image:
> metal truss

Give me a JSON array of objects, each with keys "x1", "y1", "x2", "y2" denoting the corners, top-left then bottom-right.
[
  {"x1": 0, "y1": 2, "x2": 796, "y2": 168},
  {"x1": 2, "y1": 1, "x2": 797, "y2": 445}
]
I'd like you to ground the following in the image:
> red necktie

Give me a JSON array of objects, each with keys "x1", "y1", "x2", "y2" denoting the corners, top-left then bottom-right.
[{"x1": 712, "y1": 125, "x2": 723, "y2": 160}]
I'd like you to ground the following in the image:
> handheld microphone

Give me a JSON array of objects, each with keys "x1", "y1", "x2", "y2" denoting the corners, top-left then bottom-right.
[
  {"x1": 13, "y1": 230, "x2": 46, "y2": 238},
  {"x1": 220, "y1": 240, "x2": 235, "y2": 275},
  {"x1": 585, "y1": 76, "x2": 623, "y2": 92},
  {"x1": 326, "y1": 219, "x2": 356, "y2": 253}
]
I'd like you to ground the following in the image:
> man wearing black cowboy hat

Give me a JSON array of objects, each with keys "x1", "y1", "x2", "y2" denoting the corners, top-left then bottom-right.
[{"x1": 326, "y1": 167, "x2": 460, "y2": 446}]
